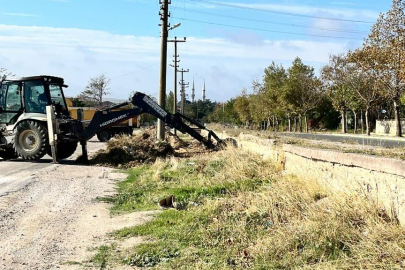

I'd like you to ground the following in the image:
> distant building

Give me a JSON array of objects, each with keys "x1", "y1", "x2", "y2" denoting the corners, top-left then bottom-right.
[
  {"x1": 192, "y1": 78, "x2": 195, "y2": 103},
  {"x1": 202, "y1": 81, "x2": 206, "y2": 101}
]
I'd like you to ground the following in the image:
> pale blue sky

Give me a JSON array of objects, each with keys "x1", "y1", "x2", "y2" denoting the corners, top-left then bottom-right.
[{"x1": 0, "y1": 0, "x2": 392, "y2": 101}]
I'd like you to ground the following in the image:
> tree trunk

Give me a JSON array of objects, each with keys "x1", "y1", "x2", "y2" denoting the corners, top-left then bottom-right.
[
  {"x1": 294, "y1": 117, "x2": 297, "y2": 132},
  {"x1": 272, "y1": 115, "x2": 276, "y2": 131},
  {"x1": 365, "y1": 108, "x2": 370, "y2": 136},
  {"x1": 353, "y1": 111, "x2": 357, "y2": 134},
  {"x1": 299, "y1": 114, "x2": 303, "y2": 133},
  {"x1": 288, "y1": 117, "x2": 291, "y2": 132},
  {"x1": 394, "y1": 99, "x2": 402, "y2": 137},
  {"x1": 361, "y1": 110, "x2": 364, "y2": 134},
  {"x1": 341, "y1": 109, "x2": 347, "y2": 134},
  {"x1": 267, "y1": 117, "x2": 271, "y2": 131},
  {"x1": 304, "y1": 115, "x2": 309, "y2": 133},
  {"x1": 275, "y1": 116, "x2": 279, "y2": 131}
]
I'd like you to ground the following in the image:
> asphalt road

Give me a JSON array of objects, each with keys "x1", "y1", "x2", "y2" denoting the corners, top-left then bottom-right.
[
  {"x1": 0, "y1": 138, "x2": 106, "y2": 197},
  {"x1": 280, "y1": 132, "x2": 405, "y2": 148}
]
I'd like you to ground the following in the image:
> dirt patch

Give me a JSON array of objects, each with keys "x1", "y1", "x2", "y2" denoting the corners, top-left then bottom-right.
[{"x1": 0, "y1": 167, "x2": 155, "y2": 270}]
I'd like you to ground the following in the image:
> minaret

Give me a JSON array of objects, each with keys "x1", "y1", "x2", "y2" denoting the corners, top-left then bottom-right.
[
  {"x1": 191, "y1": 78, "x2": 195, "y2": 103},
  {"x1": 202, "y1": 80, "x2": 206, "y2": 101}
]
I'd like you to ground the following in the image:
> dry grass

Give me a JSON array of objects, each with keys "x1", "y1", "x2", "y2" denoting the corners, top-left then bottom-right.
[{"x1": 96, "y1": 147, "x2": 405, "y2": 269}]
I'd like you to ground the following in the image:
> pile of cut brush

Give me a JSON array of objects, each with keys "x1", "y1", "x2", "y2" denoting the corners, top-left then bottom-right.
[{"x1": 91, "y1": 127, "x2": 194, "y2": 167}]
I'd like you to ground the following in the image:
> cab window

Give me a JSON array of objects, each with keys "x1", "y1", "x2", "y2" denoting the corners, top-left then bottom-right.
[
  {"x1": 0, "y1": 84, "x2": 6, "y2": 111},
  {"x1": 0, "y1": 83, "x2": 22, "y2": 123},
  {"x1": 6, "y1": 83, "x2": 22, "y2": 111},
  {"x1": 49, "y1": 85, "x2": 67, "y2": 109},
  {"x1": 24, "y1": 81, "x2": 48, "y2": 113}
]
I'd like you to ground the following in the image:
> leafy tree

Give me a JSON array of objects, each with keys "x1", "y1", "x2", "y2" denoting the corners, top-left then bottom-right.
[
  {"x1": 352, "y1": 0, "x2": 405, "y2": 136},
  {"x1": 248, "y1": 84, "x2": 268, "y2": 129},
  {"x1": 262, "y1": 62, "x2": 288, "y2": 131},
  {"x1": 284, "y1": 58, "x2": 323, "y2": 132},
  {"x1": 208, "y1": 100, "x2": 240, "y2": 125},
  {"x1": 322, "y1": 54, "x2": 361, "y2": 133},
  {"x1": 224, "y1": 99, "x2": 240, "y2": 124},
  {"x1": 233, "y1": 89, "x2": 251, "y2": 127},
  {"x1": 166, "y1": 91, "x2": 174, "y2": 113},
  {"x1": 345, "y1": 55, "x2": 384, "y2": 135},
  {"x1": 70, "y1": 97, "x2": 88, "y2": 107},
  {"x1": 79, "y1": 74, "x2": 110, "y2": 107},
  {"x1": 186, "y1": 99, "x2": 217, "y2": 123}
]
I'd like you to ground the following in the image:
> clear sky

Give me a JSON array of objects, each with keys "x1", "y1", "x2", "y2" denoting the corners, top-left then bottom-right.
[{"x1": 0, "y1": 0, "x2": 392, "y2": 102}]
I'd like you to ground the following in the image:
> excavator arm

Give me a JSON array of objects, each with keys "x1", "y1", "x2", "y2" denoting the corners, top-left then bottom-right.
[{"x1": 80, "y1": 92, "x2": 225, "y2": 149}]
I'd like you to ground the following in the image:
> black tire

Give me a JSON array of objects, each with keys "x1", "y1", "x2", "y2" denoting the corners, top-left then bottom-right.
[
  {"x1": 14, "y1": 121, "x2": 49, "y2": 160},
  {"x1": 0, "y1": 147, "x2": 19, "y2": 160},
  {"x1": 47, "y1": 141, "x2": 78, "y2": 160},
  {"x1": 97, "y1": 130, "x2": 112, "y2": 142}
]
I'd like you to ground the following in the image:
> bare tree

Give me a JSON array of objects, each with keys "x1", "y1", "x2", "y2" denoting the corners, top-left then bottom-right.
[
  {"x1": 0, "y1": 68, "x2": 14, "y2": 80},
  {"x1": 79, "y1": 74, "x2": 110, "y2": 107}
]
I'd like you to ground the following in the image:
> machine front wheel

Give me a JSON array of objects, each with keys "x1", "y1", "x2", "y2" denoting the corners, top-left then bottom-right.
[
  {"x1": 47, "y1": 141, "x2": 78, "y2": 160},
  {"x1": 14, "y1": 121, "x2": 49, "y2": 160}
]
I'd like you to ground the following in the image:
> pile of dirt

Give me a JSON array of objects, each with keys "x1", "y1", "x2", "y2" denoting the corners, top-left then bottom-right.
[{"x1": 91, "y1": 128, "x2": 189, "y2": 167}]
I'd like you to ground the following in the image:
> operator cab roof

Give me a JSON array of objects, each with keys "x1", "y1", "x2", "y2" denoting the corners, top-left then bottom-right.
[{"x1": 3, "y1": 75, "x2": 65, "y2": 85}]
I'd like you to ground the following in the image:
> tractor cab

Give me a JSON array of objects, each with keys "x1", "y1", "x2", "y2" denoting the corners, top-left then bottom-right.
[{"x1": 0, "y1": 76, "x2": 69, "y2": 125}]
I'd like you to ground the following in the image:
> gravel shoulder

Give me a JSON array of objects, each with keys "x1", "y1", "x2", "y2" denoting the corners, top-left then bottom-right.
[{"x1": 0, "y1": 140, "x2": 155, "y2": 269}]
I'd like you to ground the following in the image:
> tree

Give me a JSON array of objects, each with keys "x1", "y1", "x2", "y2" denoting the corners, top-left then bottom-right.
[
  {"x1": 262, "y1": 62, "x2": 288, "y2": 131},
  {"x1": 79, "y1": 74, "x2": 110, "y2": 107},
  {"x1": 166, "y1": 91, "x2": 174, "y2": 113},
  {"x1": 207, "y1": 99, "x2": 240, "y2": 125},
  {"x1": 233, "y1": 89, "x2": 251, "y2": 127},
  {"x1": 354, "y1": 0, "x2": 405, "y2": 136},
  {"x1": 0, "y1": 68, "x2": 14, "y2": 80},
  {"x1": 345, "y1": 54, "x2": 384, "y2": 135},
  {"x1": 70, "y1": 97, "x2": 88, "y2": 107},
  {"x1": 322, "y1": 54, "x2": 359, "y2": 133},
  {"x1": 248, "y1": 84, "x2": 268, "y2": 129},
  {"x1": 284, "y1": 58, "x2": 323, "y2": 133}
]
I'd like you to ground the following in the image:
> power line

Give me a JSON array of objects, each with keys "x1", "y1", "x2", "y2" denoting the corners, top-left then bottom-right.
[
  {"x1": 172, "y1": 17, "x2": 365, "y2": 41},
  {"x1": 172, "y1": 7, "x2": 369, "y2": 34},
  {"x1": 111, "y1": 64, "x2": 158, "y2": 81},
  {"x1": 189, "y1": 0, "x2": 375, "y2": 24}
]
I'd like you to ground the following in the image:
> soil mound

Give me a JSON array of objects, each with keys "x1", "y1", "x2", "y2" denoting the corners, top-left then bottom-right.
[{"x1": 91, "y1": 128, "x2": 181, "y2": 167}]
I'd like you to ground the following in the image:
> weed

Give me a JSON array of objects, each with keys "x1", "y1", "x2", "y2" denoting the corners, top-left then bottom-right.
[{"x1": 91, "y1": 244, "x2": 116, "y2": 269}]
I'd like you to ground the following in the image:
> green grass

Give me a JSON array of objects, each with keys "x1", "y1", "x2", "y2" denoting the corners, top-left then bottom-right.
[
  {"x1": 90, "y1": 244, "x2": 116, "y2": 268},
  {"x1": 98, "y1": 152, "x2": 272, "y2": 214},
  {"x1": 93, "y1": 148, "x2": 405, "y2": 269},
  {"x1": 122, "y1": 241, "x2": 180, "y2": 267}
]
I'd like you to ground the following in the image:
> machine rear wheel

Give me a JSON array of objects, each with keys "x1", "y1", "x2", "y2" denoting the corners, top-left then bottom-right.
[
  {"x1": 14, "y1": 121, "x2": 49, "y2": 160},
  {"x1": 47, "y1": 141, "x2": 78, "y2": 160},
  {"x1": 97, "y1": 130, "x2": 112, "y2": 142}
]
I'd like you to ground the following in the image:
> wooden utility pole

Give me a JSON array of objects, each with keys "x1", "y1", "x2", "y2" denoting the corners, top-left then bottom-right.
[
  {"x1": 178, "y1": 68, "x2": 189, "y2": 114},
  {"x1": 157, "y1": 0, "x2": 170, "y2": 140}
]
